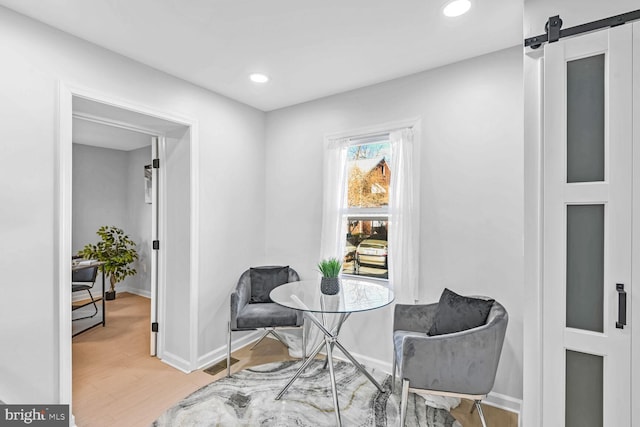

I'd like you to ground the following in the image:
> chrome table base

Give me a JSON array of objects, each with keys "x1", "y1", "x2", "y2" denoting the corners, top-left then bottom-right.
[{"x1": 275, "y1": 311, "x2": 385, "y2": 426}]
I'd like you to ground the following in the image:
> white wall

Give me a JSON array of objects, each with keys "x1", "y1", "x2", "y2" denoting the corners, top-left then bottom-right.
[
  {"x1": 264, "y1": 46, "x2": 524, "y2": 400},
  {"x1": 0, "y1": 6, "x2": 265, "y2": 404},
  {"x1": 72, "y1": 144, "x2": 129, "y2": 255}
]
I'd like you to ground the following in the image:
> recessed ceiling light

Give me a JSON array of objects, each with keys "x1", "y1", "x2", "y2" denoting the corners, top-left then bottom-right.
[
  {"x1": 249, "y1": 73, "x2": 269, "y2": 83},
  {"x1": 443, "y1": 0, "x2": 471, "y2": 17}
]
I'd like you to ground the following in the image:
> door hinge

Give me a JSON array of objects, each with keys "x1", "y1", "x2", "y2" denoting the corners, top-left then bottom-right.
[
  {"x1": 152, "y1": 158, "x2": 160, "y2": 168},
  {"x1": 152, "y1": 322, "x2": 159, "y2": 333},
  {"x1": 153, "y1": 240, "x2": 160, "y2": 250}
]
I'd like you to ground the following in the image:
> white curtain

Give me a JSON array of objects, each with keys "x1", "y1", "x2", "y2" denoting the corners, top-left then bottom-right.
[
  {"x1": 319, "y1": 138, "x2": 348, "y2": 260},
  {"x1": 388, "y1": 128, "x2": 419, "y2": 302},
  {"x1": 290, "y1": 138, "x2": 349, "y2": 355}
]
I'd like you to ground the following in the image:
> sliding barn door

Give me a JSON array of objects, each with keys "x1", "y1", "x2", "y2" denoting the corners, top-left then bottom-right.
[{"x1": 542, "y1": 25, "x2": 632, "y2": 426}]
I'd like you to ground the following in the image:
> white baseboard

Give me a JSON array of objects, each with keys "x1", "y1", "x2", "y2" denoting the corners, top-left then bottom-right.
[
  {"x1": 161, "y1": 351, "x2": 192, "y2": 373},
  {"x1": 197, "y1": 331, "x2": 261, "y2": 370},
  {"x1": 119, "y1": 286, "x2": 151, "y2": 299},
  {"x1": 484, "y1": 391, "x2": 522, "y2": 416}
]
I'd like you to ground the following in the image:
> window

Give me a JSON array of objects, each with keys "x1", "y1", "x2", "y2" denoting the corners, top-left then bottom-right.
[
  {"x1": 320, "y1": 124, "x2": 419, "y2": 300},
  {"x1": 342, "y1": 139, "x2": 391, "y2": 279}
]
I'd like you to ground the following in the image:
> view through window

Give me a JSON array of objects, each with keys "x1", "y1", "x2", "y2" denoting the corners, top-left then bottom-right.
[{"x1": 342, "y1": 140, "x2": 391, "y2": 280}]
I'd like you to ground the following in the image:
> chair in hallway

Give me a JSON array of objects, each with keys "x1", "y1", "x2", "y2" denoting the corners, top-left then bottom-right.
[
  {"x1": 392, "y1": 288, "x2": 508, "y2": 427},
  {"x1": 227, "y1": 266, "x2": 304, "y2": 376},
  {"x1": 72, "y1": 265, "x2": 100, "y2": 320}
]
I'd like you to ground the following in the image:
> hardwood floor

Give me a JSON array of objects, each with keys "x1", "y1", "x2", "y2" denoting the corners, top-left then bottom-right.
[{"x1": 72, "y1": 292, "x2": 518, "y2": 426}]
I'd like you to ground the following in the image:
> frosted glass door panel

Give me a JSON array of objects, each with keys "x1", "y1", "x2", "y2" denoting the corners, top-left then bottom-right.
[
  {"x1": 566, "y1": 204, "x2": 604, "y2": 332},
  {"x1": 567, "y1": 54, "x2": 605, "y2": 183},
  {"x1": 566, "y1": 350, "x2": 603, "y2": 427}
]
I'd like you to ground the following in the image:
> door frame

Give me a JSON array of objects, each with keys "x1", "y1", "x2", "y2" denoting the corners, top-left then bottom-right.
[
  {"x1": 524, "y1": 25, "x2": 638, "y2": 427},
  {"x1": 56, "y1": 81, "x2": 200, "y2": 410}
]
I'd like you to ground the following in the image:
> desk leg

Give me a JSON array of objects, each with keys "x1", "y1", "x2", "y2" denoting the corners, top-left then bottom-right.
[{"x1": 101, "y1": 269, "x2": 106, "y2": 327}]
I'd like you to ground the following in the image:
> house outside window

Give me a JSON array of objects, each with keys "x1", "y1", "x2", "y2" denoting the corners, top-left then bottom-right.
[{"x1": 342, "y1": 140, "x2": 391, "y2": 280}]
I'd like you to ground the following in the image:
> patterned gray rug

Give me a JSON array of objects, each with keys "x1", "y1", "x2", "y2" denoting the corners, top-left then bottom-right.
[{"x1": 153, "y1": 359, "x2": 460, "y2": 426}]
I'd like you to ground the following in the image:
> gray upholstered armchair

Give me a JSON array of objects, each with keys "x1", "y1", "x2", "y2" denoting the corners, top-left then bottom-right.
[
  {"x1": 227, "y1": 266, "x2": 304, "y2": 377},
  {"x1": 392, "y1": 290, "x2": 508, "y2": 427}
]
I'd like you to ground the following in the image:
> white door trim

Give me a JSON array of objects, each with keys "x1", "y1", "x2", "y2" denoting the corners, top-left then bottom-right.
[
  {"x1": 150, "y1": 136, "x2": 159, "y2": 356},
  {"x1": 523, "y1": 46, "x2": 545, "y2": 427},
  {"x1": 56, "y1": 82, "x2": 200, "y2": 409}
]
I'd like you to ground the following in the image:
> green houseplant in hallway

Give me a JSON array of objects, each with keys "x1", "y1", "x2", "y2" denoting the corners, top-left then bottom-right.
[
  {"x1": 318, "y1": 257, "x2": 342, "y2": 295},
  {"x1": 78, "y1": 225, "x2": 139, "y2": 300}
]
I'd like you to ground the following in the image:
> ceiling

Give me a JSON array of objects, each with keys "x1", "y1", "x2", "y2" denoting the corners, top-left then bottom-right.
[{"x1": 0, "y1": 0, "x2": 523, "y2": 112}]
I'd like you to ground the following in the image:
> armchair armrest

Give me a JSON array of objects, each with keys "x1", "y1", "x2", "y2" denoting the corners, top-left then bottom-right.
[
  {"x1": 393, "y1": 303, "x2": 438, "y2": 333},
  {"x1": 230, "y1": 272, "x2": 252, "y2": 330}
]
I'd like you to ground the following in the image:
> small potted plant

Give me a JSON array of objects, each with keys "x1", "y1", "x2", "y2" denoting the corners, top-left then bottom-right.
[
  {"x1": 77, "y1": 225, "x2": 139, "y2": 300},
  {"x1": 317, "y1": 257, "x2": 342, "y2": 295}
]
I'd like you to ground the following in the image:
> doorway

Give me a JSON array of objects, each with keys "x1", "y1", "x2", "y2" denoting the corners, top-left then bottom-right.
[
  {"x1": 57, "y1": 85, "x2": 200, "y2": 421},
  {"x1": 71, "y1": 112, "x2": 155, "y2": 340}
]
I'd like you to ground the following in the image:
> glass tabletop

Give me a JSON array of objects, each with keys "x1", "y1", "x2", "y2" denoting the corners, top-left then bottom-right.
[{"x1": 269, "y1": 278, "x2": 394, "y2": 314}]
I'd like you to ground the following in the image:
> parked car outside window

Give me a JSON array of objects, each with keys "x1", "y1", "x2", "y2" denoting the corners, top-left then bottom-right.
[{"x1": 355, "y1": 239, "x2": 388, "y2": 269}]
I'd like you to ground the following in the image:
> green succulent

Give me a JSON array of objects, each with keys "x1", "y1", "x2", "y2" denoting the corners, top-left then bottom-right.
[{"x1": 317, "y1": 257, "x2": 342, "y2": 278}]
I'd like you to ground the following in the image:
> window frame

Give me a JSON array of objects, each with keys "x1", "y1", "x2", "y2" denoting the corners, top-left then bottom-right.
[{"x1": 340, "y1": 135, "x2": 392, "y2": 281}]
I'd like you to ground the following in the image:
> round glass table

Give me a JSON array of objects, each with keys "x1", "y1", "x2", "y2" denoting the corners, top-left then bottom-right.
[
  {"x1": 270, "y1": 278, "x2": 394, "y2": 313},
  {"x1": 270, "y1": 278, "x2": 394, "y2": 426}
]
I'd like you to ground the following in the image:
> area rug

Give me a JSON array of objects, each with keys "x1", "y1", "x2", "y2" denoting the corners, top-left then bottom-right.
[{"x1": 153, "y1": 359, "x2": 461, "y2": 426}]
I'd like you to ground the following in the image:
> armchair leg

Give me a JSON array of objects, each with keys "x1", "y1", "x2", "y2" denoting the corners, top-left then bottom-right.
[
  {"x1": 250, "y1": 328, "x2": 291, "y2": 351},
  {"x1": 269, "y1": 329, "x2": 290, "y2": 348},
  {"x1": 250, "y1": 330, "x2": 271, "y2": 350},
  {"x1": 227, "y1": 321, "x2": 232, "y2": 377},
  {"x1": 474, "y1": 400, "x2": 488, "y2": 427},
  {"x1": 400, "y1": 379, "x2": 409, "y2": 427}
]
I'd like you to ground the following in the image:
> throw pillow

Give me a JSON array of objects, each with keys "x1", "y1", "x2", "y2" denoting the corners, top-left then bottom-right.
[
  {"x1": 249, "y1": 266, "x2": 290, "y2": 303},
  {"x1": 428, "y1": 288, "x2": 494, "y2": 336}
]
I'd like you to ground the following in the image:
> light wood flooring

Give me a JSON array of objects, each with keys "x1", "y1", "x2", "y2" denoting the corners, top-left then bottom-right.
[{"x1": 72, "y1": 292, "x2": 518, "y2": 426}]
